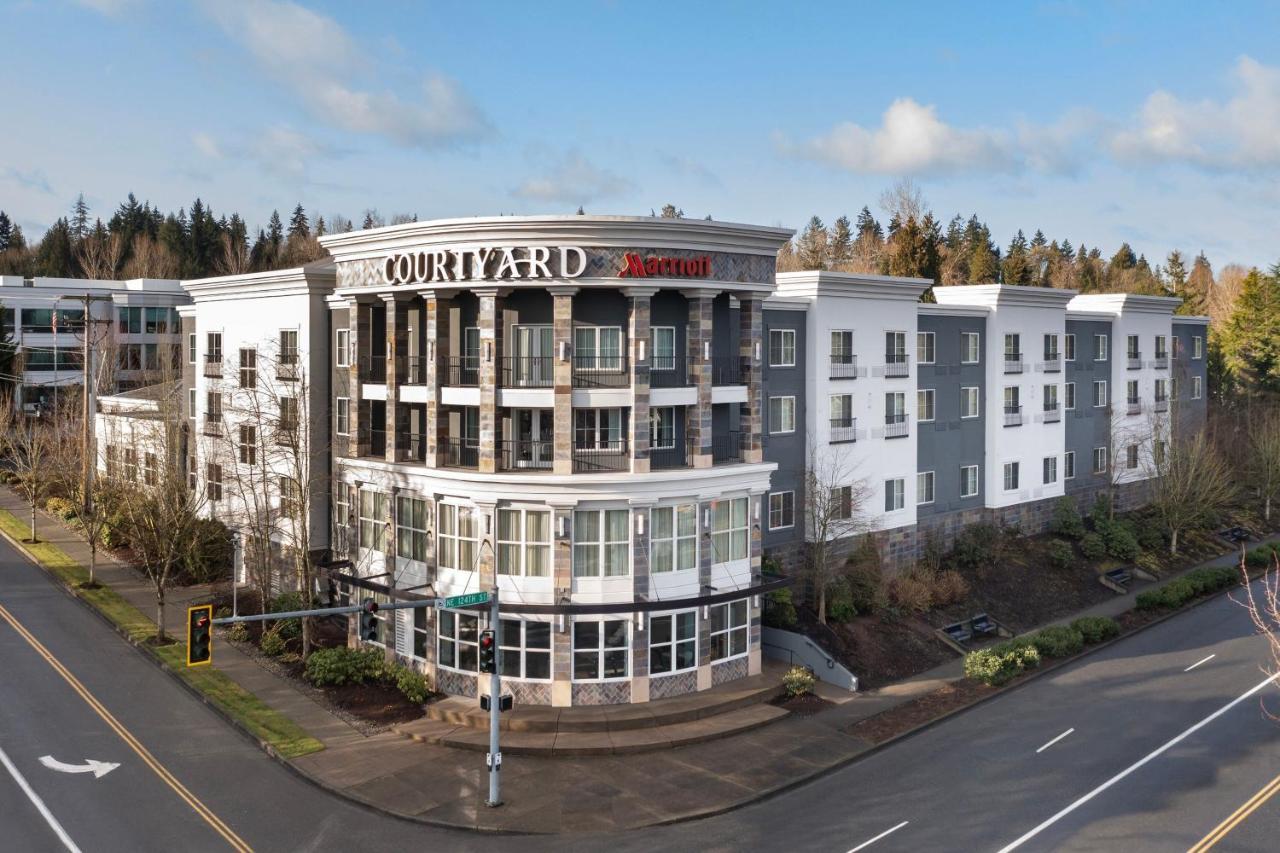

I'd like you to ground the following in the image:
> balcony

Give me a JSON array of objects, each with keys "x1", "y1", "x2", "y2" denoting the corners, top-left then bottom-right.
[
  {"x1": 276, "y1": 358, "x2": 299, "y2": 382},
  {"x1": 650, "y1": 437, "x2": 693, "y2": 470},
  {"x1": 1042, "y1": 405, "x2": 1061, "y2": 423},
  {"x1": 396, "y1": 433, "x2": 427, "y2": 463},
  {"x1": 883, "y1": 354, "x2": 909, "y2": 378},
  {"x1": 573, "y1": 355, "x2": 629, "y2": 388},
  {"x1": 1153, "y1": 355, "x2": 1169, "y2": 369},
  {"x1": 829, "y1": 354, "x2": 859, "y2": 380},
  {"x1": 362, "y1": 355, "x2": 387, "y2": 383},
  {"x1": 573, "y1": 440, "x2": 629, "y2": 473},
  {"x1": 1127, "y1": 354, "x2": 1142, "y2": 370},
  {"x1": 499, "y1": 439, "x2": 553, "y2": 471},
  {"x1": 649, "y1": 354, "x2": 690, "y2": 388},
  {"x1": 501, "y1": 356, "x2": 554, "y2": 388},
  {"x1": 439, "y1": 438, "x2": 479, "y2": 469},
  {"x1": 406, "y1": 355, "x2": 426, "y2": 384},
  {"x1": 711, "y1": 356, "x2": 747, "y2": 386},
  {"x1": 830, "y1": 417, "x2": 858, "y2": 443},
  {"x1": 1153, "y1": 397, "x2": 1169, "y2": 413},
  {"x1": 884, "y1": 413, "x2": 909, "y2": 438},
  {"x1": 1127, "y1": 399, "x2": 1143, "y2": 415},
  {"x1": 712, "y1": 431, "x2": 744, "y2": 463},
  {"x1": 441, "y1": 358, "x2": 479, "y2": 387},
  {"x1": 1004, "y1": 354, "x2": 1024, "y2": 374},
  {"x1": 369, "y1": 428, "x2": 387, "y2": 457},
  {"x1": 1004, "y1": 405, "x2": 1023, "y2": 427},
  {"x1": 202, "y1": 417, "x2": 222, "y2": 437},
  {"x1": 203, "y1": 357, "x2": 222, "y2": 379},
  {"x1": 1040, "y1": 356, "x2": 1062, "y2": 373}
]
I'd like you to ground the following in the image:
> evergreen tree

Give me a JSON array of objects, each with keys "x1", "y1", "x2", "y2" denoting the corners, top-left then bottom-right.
[
  {"x1": 659, "y1": 204, "x2": 683, "y2": 218},
  {"x1": 855, "y1": 206, "x2": 883, "y2": 243},
  {"x1": 361, "y1": 210, "x2": 376, "y2": 230},
  {"x1": 795, "y1": 216, "x2": 828, "y2": 270},
  {"x1": 967, "y1": 221, "x2": 999, "y2": 283},
  {"x1": 1001, "y1": 229, "x2": 1031, "y2": 284},
  {"x1": 1165, "y1": 250, "x2": 1188, "y2": 294},
  {"x1": 1030, "y1": 229, "x2": 1047, "y2": 248},
  {"x1": 1059, "y1": 239, "x2": 1074, "y2": 261},
  {"x1": 267, "y1": 210, "x2": 284, "y2": 253},
  {"x1": 288, "y1": 204, "x2": 310, "y2": 240},
  {"x1": 32, "y1": 218, "x2": 76, "y2": 277},
  {"x1": 315, "y1": 216, "x2": 326, "y2": 237},
  {"x1": 248, "y1": 229, "x2": 273, "y2": 271},
  {"x1": 1182, "y1": 251, "x2": 1213, "y2": 315},
  {"x1": 70, "y1": 194, "x2": 90, "y2": 244},
  {"x1": 0, "y1": 211, "x2": 11, "y2": 251},
  {"x1": 1219, "y1": 266, "x2": 1280, "y2": 395},
  {"x1": 827, "y1": 215, "x2": 853, "y2": 268},
  {"x1": 8, "y1": 224, "x2": 25, "y2": 252}
]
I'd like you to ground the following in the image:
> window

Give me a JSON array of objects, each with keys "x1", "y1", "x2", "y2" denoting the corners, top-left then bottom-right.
[
  {"x1": 885, "y1": 391, "x2": 906, "y2": 423},
  {"x1": 1044, "y1": 334, "x2": 1059, "y2": 360},
  {"x1": 497, "y1": 508, "x2": 551, "y2": 577},
  {"x1": 1155, "y1": 335, "x2": 1168, "y2": 359},
  {"x1": 711, "y1": 497, "x2": 749, "y2": 563},
  {"x1": 768, "y1": 396, "x2": 796, "y2": 434},
  {"x1": 280, "y1": 476, "x2": 301, "y2": 519},
  {"x1": 1095, "y1": 334, "x2": 1108, "y2": 361},
  {"x1": 917, "y1": 331, "x2": 935, "y2": 364},
  {"x1": 1171, "y1": 376, "x2": 1180, "y2": 400},
  {"x1": 334, "y1": 487, "x2": 350, "y2": 554},
  {"x1": 1003, "y1": 462, "x2": 1020, "y2": 491},
  {"x1": 188, "y1": 333, "x2": 197, "y2": 364},
  {"x1": 239, "y1": 348, "x2": 256, "y2": 389},
  {"x1": 1193, "y1": 376, "x2": 1203, "y2": 399},
  {"x1": 438, "y1": 610, "x2": 479, "y2": 673},
  {"x1": 279, "y1": 396, "x2": 298, "y2": 435},
  {"x1": 1093, "y1": 380, "x2": 1108, "y2": 408},
  {"x1": 280, "y1": 329, "x2": 299, "y2": 365},
  {"x1": 574, "y1": 408, "x2": 624, "y2": 449},
  {"x1": 144, "y1": 306, "x2": 168, "y2": 334},
  {"x1": 463, "y1": 327, "x2": 481, "y2": 369},
  {"x1": 499, "y1": 619, "x2": 552, "y2": 680},
  {"x1": 1127, "y1": 334, "x2": 1140, "y2": 360},
  {"x1": 206, "y1": 390, "x2": 222, "y2": 421},
  {"x1": 770, "y1": 328, "x2": 796, "y2": 367},
  {"x1": 1154, "y1": 440, "x2": 1166, "y2": 466},
  {"x1": 238, "y1": 424, "x2": 256, "y2": 464},
  {"x1": 1155, "y1": 378, "x2": 1168, "y2": 402},
  {"x1": 830, "y1": 330, "x2": 853, "y2": 367},
  {"x1": 1127, "y1": 379, "x2": 1139, "y2": 405},
  {"x1": 651, "y1": 504, "x2": 697, "y2": 573},
  {"x1": 917, "y1": 389, "x2": 935, "y2": 422},
  {"x1": 189, "y1": 388, "x2": 196, "y2": 420},
  {"x1": 187, "y1": 452, "x2": 197, "y2": 492},
  {"x1": 917, "y1": 471, "x2": 935, "y2": 505},
  {"x1": 961, "y1": 332, "x2": 980, "y2": 364},
  {"x1": 1093, "y1": 447, "x2": 1108, "y2": 474},
  {"x1": 437, "y1": 504, "x2": 480, "y2": 571},
  {"x1": 885, "y1": 331, "x2": 907, "y2": 363},
  {"x1": 410, "y1": 608, "x2": 430, "y2": 660},
  {"x1": 884, "y1": 478, "x2": 905, "y2": 511},
  {"x1": 1065, "y1": 382, "x2": 1076, "y2": 411},
  {"x1": 119, "y1": 306, "x2": 140, "y2": 335},
  {"x1": 573, "y1": 509, "x2": 629, "y2": 577},
  {"x1": 1065, "y1": 334, "x2": 1076, "y2": 361},
  {"x1": 1065, "y1": 451, "x2": 1076, "y2": 479},
  {"x1": 709, "y1": 600, "x2": 748, "y2": 661},
  {"x1": 358, "y1": 489, "x2": 389, "y2": 552},
  {"x1": 1003, "y1": 385, "x2": 1020, "y2": 412},
  {"x1": 206, "y1": 464, "x2": 222, "y2": 501},
  {"x1": 651, "y1": 327, "x2": 676, "y2": 371},
  {"x1": 1127, "y1": 444, "x2": 1139, "y2": 469},
  {"x1": 1193, "y1": 336, "x2": 1203, "y2": 359},
  {"x1": 396, "y1": 496, "x2": 430, "y2": 563},
  {"x1": 830, "y1": 486, "x2": 854, "y2": 520},
  {"x1": 769, "y1": 492, "x2": 795, "y2": 529},
  {"x1": 1043, "y1": 456, "x2": 1057, "y2": 484},
  {"x1": 142, "y1": 452, "x2": 157, "y2": 486},
  {"x1": 335, "y1": 329, "x2": 350, "y2": 367},
  {"x1": 649, "y1": 406, "x2": 675, "y2": 450},
  {"x1": 335, "y1": 397, "x2": 350, "y2": 436},
  {"x1": 574, "y1": 325, "x2": 623, "y2": 370},
  {"x1": 207, "y1": 332, "x2": 222, "y2": 363},
  {"x1": 960, "y1": 465, "x2": 979, "y2": 498},
  {"x1": 573, "y1": 619, "x2": 629, "y2": 680},
  {"x1": 1044, "y1": 384, "x2": 1059, "y2": 412},
  {"x1": 650, "y1": 611, "x2": 697, "y2": 675},
  {"x1": 1004, "y1": 333, "x2": 1021, "y2": 360},
  {"x1": 830, "y1": 393, "x2": 854, "y2": 434},
  {"x1": 961, "y1": 386, "x2": 979, "y2": 418}
]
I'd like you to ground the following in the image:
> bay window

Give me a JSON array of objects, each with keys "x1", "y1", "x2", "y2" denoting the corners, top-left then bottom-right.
[
  {"x1": 651, "y1": 504, "x2": 696, "y2": 573},
  {"x1": 649, "y1": 611, "x2": 697, "y2": 675},
  {"x1": 438, "y1": 610, "x2": 479, "y2": 672},
  {"x1": 573, "y1": 509, "x2": 629, "y2": 577},
  {"x1": 709, "y1": 600, "x2": 748, "y2": 661},
  {"x1": 497, "y1": 508, "x2": 551, "y2": 578},
  {"x1": 499, "y1": 619, "x2": 552, "y2": 680},
  {"x1": 437, "y1": 504, "x2": 480, "y2": 571},
  {"x1": 573, "y1": 619, "x2": 629, "y2": 680},
  {"x1": 710, "y1": 497, "x2": 749, "y2": 564}
]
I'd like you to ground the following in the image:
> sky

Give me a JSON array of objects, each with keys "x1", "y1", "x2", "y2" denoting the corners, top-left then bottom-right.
[{"x1": 2, "y1": 0, "x2": 1280, "y2": 269}]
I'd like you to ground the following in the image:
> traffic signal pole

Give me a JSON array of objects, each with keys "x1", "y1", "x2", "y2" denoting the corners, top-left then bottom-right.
[{"x1": 487, "y1": 586, "x2": 502, "y2": 808}]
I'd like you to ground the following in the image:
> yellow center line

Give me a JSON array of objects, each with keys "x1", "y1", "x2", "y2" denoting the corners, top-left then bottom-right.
[
  {"x1": 1188, "y1": 770, "x2": 1280, "y2": 852},
  {"x1": 0, "y1": 601, "x2": 253, "y2": 853}
]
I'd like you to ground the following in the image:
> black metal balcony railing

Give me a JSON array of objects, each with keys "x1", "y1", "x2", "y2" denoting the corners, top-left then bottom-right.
[
  {"x1": 441, "y1": 358, "x2": 480, "y2": 387},
  {"x1": 397, "y1": 432, "x2": 427, "y2": 463},
  {"x1": 573, "y1": 440, "x2": 629, "y2": 472},
  {"x1": 368, "y1": 428, "x2": 387, "y2": 457},
  {"x1": 711, "y1": 355, "x2": 747, "y2": 386},
  {"x1": 1153, "y1": 397, "x2": 1169, "y2": 412},
  {"x1": 276, "y1": 359, "x2": 299, "y2": 381},
  {"x1": 572, "y1": 355, "x2": 629, "y2": 388},
  {"x1": 1040, "y1": 356, "x2": 1062, "y2": 373},
  {"x1": 406, "y1": 355, "x2": 425, "y2": 384},
  {"x1": 830, "y1": 417, "x2": 857, "y2": 443},
  {"x1": 499, "y1": 439, "x2": 554, "y2": 471},
  {"x1": 649, "y1": 354, "x2": 690, "y2": 388},
  {"x1": 1004, "y1": 354, "x2": 1024, "y2": 374},
  {"x1": 440, "y1": 438, "x2": 479, "y2": 469},
  {"x1": 1127, "y1": 354, "x2": 1142, "y2": 369},
  {"x1": 1127, "y1": 398, "x2": 1143, "y2": 415},
  {"x1": 712, "y1": 431, "x2": 744, "y2": 463},
  {"x1": 1042, "y1": 404, "x2": 1061, "y2": 423},
  {"x1": 1153, "y1": 355, "x2": 1169, "y2": 369},
  {"x1": 1003, "y1": 405, "x2": 1023, "y2": 427},
  {"x1": 650, "y1": 436, "x2": 693, "y2": 470},
  {"x1": 884, "y1": 353, "x2": 909, "y2": 378},
  {"x1": 501, "y1": 356, "x2": 554, "y2": 388},
  {"x1": 830, "y1": 354, "x2": 859, "y2": 380},
  {"x1": 202, "y1": 418, "x2": 222, "y2": 437},
  {"x1": 203, "y1": 357, "x2": 222, "y2": 378},
  {"x1": 884, "y1": 413, "x2": 909, "y2": 438}
]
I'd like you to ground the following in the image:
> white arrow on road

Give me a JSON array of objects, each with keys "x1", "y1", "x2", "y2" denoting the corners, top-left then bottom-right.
[{"x1": 38, "y1": 755, "x2": 119, "y2": 779}]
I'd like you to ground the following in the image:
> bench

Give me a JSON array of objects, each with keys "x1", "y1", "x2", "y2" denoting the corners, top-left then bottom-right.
[
  {"x1": 969, "y1": 613, "x2": 999, "y2": 638},
  {"x1": 1220, "y1": 526, "x2": 1252, "y2": 544},
  {"x1": 1100, "y1": 568, "x2": 1131, "y2": 594},
  {"x1": 943, "y1": 623, "x2": 972, "y2": 645}
]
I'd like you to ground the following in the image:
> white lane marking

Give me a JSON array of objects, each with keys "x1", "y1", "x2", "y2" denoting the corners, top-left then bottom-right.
[
  {"x1": 1185, "y1": 654, "x2": 1216, "y2": 672},
  {"x1": 1036, "y1": 728, "x2": 1075, "y2": 754},
  {"x1": 0, "y1": 744, "x2": 83, "y2": 853},
  {"x1": 997, "y1": 672, "x2": 1280, "y2": 852},
  {"x1": 848, "y1": 820, "x2": 909, "y2": 852},
  {"x1": 39, "y1": 756, "x2": 119, "y2": 779}
]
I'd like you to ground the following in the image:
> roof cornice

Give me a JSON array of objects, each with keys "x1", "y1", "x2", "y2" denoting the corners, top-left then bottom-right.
[
  {"x1": 932, "y1": 284, "x2": 1078, "y2": 310},
  {"x1": 182, "y1": 262, "x2": 337, "y2": 302},
  {"x1": 1067, "y1": 293, "x2": 1182, "y2": 316},
  {"x1": 774, "y1": 271, "x2": 931, "y2": 302}
]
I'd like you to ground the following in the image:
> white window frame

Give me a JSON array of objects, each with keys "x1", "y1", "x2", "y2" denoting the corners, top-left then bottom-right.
[
  {"x1": 1093, "y1": 447, "x2": 1108, "y2": 474},
  {"x1": 649, "y1": 611, "x2": 698, "y2": 676},
  {"x1": 1043, "y1": 334, "x2": 1059, "y2": 361},
  {"x1": 1065, "y1": 333, "x2": 1076, "y2": 362},
  {"x1": 1127, "y1": 334, "x2": 1140, "y2": 360},
  {"x1": 497, "y1": 507, "x2": 552, "y2": 578},
  {"x1": 1065, "y1": 382, "x2": 1076, "y2": 411},
  {"x1": 917, "y1": 331, "x2": 936, "y2": 365},
  {"x1": 188, "y1": 333, "x2": 197, "y2": 364},
  {"x1": 1126, "y1": 444, "x2": 1139, "y2": 470},
  {"x1": 437, "y1": 609, "x2": 480, "y2": 674},
  {"x1": 574, "y1": 325, "x2": 623, "y2": 371},
  {"x1": 1192, "y1": 375, "x2": 1203, "y2": 399},
  {"x1": 335, "y1": 329, "x2": 350, "y2": 368},
  {"x1": 1003, "y1": 461, "x2": 1020, "y2": 492},
  {"x1": 961, "y1": 332, "x2": 980, "y2": 364},
  {"x1": 1065, "y1": 450, "x2": 1076, "y2": 480},
  {"x1": 335, "y1": 397, "x2": 350, "y2": 436},
  {"x1": 1095, "y1": 334, "x2": 1108, "y2": 361},
  {"x1": 708, "y1": 600, "x2": 749, "y2": 662},
  {"x1": 711, "y1": 497, "x2": 750, "y2": 565},
  {"x1": 572, "y1": 618, "x2": 630, "y2": 681},
  {"x1": 651, "y1": 326, "x2": 676, "y2": 371},
  {"x1": 1043, "y1": 456, "x2": 1057, "y2": 485},
  {"x1": 768, "y1": 395, "x2": 796, "y2": 434},
  {"x1": 188, "y1": 387, "x2": 196, "y2": 420},
  {"x1": 649, "y1": 406, "x2": 676, "y2": 450},
  {"x1": 768, "y1": 491, "x2": 795, "y2": 530},
  {"x1": 1093, "y1": 380, "x2": 1108, "y2": 408},
  {"x1": 573, "y1": 508, "x2": 630, "y2": 578},
  {"x1": 239, "y1": 424, "x2": 257, "y2": 465},
  {"x1": 1193, "y1": 336, "x2": 1203, "y2": 359},
  {"x1": 917, "y1": 471, "x2": 935, "y2": 506},
  {"x1": 437, "y1": 503, "x2": 480, "y2": 571},
  {"x1": 917, "y1": 388, "x2": 935, "y2": 423},
  {"x1": 961, "y1": 386, "x2": 979, "y2": 419},
  {"x1": 650, "y1": 504, "x2": 697, "y2": 574},
  {"x1": 830, "y1": 330, "x2": 854, "y2": 365},
  {"x1": 960, "y1": 464, "x2": 979, "y2": 498},
  {"x1": 770, "y1": 328, "x2": 796, "y2": 367},
  {"x1": 884, "y1": 478, "x2": 905, "y2": 512},
  {"x1": 358, "y1": 489, "x2": 389, "y2": 553},
  {"x1": 1155, "y1": 335, "x2": 1168, "y2": 359},
  {"x1": 499, "y1": 618, "x2": 553, "y2": 681},
  {"x1": 395, "y1": 496, "x2": 429, "y2": 563}
]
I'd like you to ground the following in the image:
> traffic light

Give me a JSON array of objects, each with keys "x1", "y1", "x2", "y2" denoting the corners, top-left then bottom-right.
[
  {"x1": 478, "y1": 629, "x2": 496, "y2": 673},
  {"x1": 187, "y1": 605, "x2": 213, "y2": 667},
  {"x1": 359, "y1": 598, "x2": 379, "y2": 642}
]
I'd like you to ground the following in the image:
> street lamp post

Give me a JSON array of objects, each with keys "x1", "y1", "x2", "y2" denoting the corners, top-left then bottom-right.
[{"x1": 230, "y1": 530, "x2": 242, "y2": 619}]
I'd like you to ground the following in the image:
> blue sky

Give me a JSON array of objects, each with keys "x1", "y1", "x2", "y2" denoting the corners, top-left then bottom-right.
[{"x1": 3, "y1": 0, "x2": 1279, "y2": 269}]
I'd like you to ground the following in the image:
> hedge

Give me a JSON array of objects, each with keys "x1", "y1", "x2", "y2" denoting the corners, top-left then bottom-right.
[
  {"x1": 1070, "y1": 616, "x2": 1121, "y2": 644},
  {"x1": 304, "y1": 646, "x2": 433, "y2": 705},
  {"x1": 963, "y1": 616, "x2": 1121, "y2": 686},
  {"x1": 1135, "y1": 566, "x2": 1238, "y2": 610}
]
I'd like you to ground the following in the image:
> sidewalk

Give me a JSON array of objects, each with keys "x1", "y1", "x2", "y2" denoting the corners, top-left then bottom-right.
[{"x1": 2, "y1": 486, "x2": 1267, "y2": 833}]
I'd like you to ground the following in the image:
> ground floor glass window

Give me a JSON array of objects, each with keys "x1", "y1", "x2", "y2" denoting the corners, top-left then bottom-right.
[
  {"x1": 499, "y1": 619, "x2": 552, "y2": 680},
  {"x1": 709, "y1": 600, "x2": 748, "y2": 661},
  {"x1": 573, "y1": 619, "x2": 628, "y2": 680},
  {"x1": 438, "y1": 609, "x2": 479, "y2": 672},
  {"x1": 650, "y1": 611, "x2": 696, "y2": 675}
]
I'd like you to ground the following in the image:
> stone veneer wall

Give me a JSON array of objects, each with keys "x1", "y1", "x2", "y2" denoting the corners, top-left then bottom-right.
[
  {"x1": 649, "y1": 671, "x2": 699, "y2": 701},
  {"x1": 572, "y1": 681, "x2": 632, "y2": 706},
  {"x1": 437, "y1": 669, "x2": 477, "y2": 698},
  {"x1": 712, "y1": 657, "x2": 749, "y2": 686}
]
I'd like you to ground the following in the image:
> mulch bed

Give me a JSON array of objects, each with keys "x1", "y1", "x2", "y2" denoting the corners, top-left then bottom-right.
[
  {"x1": 819, "y1": 614, "x2": 956, "y2": 690},
  {"x1": 848, "y1": 679, "x2": 994, "y2": 745},
  {"x1": 769, "y1": 691, "x2": 835, "y2": 717},
  {"x1": 326, "y1": 680, "x2": 425, "y2": 726}
]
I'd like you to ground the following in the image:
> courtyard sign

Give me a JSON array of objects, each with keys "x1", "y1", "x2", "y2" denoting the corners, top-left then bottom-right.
[{"x1": 383, "y1": 245, "x2": 587, "y2": 285}]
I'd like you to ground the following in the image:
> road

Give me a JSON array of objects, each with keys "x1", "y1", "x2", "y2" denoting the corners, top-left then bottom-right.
[{"x1": 2, "y1": 526, "x2": 1279, "y2": 852}]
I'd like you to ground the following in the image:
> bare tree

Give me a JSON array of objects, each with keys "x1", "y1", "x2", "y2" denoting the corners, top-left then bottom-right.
[
  {"x1": 0, "y1": 388, "x2": 62, "y2": 542},
  {"x1": 1144, "y1": 429, "x2": 1236, "y2": 555},
  {"x1": 77, "y1": 230, "x2": 125, "y2": 280},
  {"x1": 879, "y1": 177, "x2": 927, "y2": 225},
  {"x1": 1240, "y1": 558, "x2": 1280, "y2": 694},
  {"x1": 1247, "y1": 406, "x2": 1280, "y2": 522},
  {"x1": 804, "y1": 439, "x2": 873, "y2": 624},
  {"x1": 216, "y1": 231, "x2": 251, "y2": 276},
  {"x1": 122, "y1": 235, "x2": 179, "y2": 279}
]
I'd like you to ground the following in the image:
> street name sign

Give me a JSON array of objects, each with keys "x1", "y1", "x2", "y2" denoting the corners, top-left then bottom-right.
[{"x1": 436, "y1": 592, "x2": 491, "y2": 609}]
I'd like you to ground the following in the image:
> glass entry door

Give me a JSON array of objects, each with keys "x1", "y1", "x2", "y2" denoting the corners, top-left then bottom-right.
[
  {"x1": 514, "y1": 325, "x2": 553, "y2": 386},
  {"x1": 514, "y1": 408, "x2": 553, "y2": 469}
]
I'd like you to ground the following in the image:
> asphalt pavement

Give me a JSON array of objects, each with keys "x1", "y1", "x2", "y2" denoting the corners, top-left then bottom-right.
[{"x1": 2, "y1": 527, "x2": 1279, "y2": 852}]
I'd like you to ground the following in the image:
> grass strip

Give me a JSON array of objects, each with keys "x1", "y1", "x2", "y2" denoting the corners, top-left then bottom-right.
[{"x1": 0, "y1": 509, "x2": 323, "y2": 759}]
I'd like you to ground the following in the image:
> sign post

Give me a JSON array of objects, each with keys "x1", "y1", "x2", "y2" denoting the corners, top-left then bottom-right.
[{"x1": 486, "y1": 587, "x2": 502, "y2": 808}]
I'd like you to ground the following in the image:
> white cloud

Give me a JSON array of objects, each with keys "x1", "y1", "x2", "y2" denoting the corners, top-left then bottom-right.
[
  {"x1": 72, "y1": 0, "x2": 141, "y2": 16},
  {"x1": 514, "y1": 152, "x2": 631, "y2": 205},
  {"x1": 198, "y1": 0, "x2": 491, "y2": 149},
  {"x1": 192, "y1": 132, "x2": 222, "y2": 160}
]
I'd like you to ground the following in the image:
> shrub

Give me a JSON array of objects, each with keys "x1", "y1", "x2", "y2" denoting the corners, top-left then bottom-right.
[
  {"x1": 964, "y1": 642, "x2": 1041, "y2": 686},
  {"x1": 44, "y1": 497, "x2": 77, "y2": 520},
  {"x1": 269, "y1": 591, "x2": 310, "y2": 641},
  {"x1": 227, "y1": 623, "x2": 250, "y2": 643},
  {"x1": 824, "y1": 578, "x2": 858, "y2": 623},
  {"x1": 1104, "y1": 524, "x2": 1140, "y2": 562},
  {"x1": 259, "y1": 627, "x2": 287, "y2": 657},
  {"x1": 932, "y1": 569, "x2": 970, "y2": 606},
  {"x1": 1071, "y1": 616, "x2": 1120, "y2": 644},
  {"x1": 1046, "y1": 539, "x2": 1074, "y2": 571},
  {"x1": 1135, "y1": 567, "x2": 1236, "y2": 610},
  {"x1": 1134, "y1": 551, "x2": 1163, "y2": 577},
  {"x1": 951, "y1": 523, "x2": 1002, "y2": 571},
  {"x1": 761, "y1": 554, "x2": 783, "y2": 578},
  {"x1": 1089, "y1": 494, "x2": 1112, "y2": 530},
  {"x1": 1135, "y1": 520, "x2": 1164, "y2": 551},
  {"x1": 305, "y1": 646, "x2": 386, "y2": 686},
  {"x1": 782, "y1": 665, "x2": 816, "y2": 697},
  {"x1": 389, "y1": 664, "x2": 432, "y2": 704},
  {"x1": 888, "y1": 574, "x2": 934, "y2": 614},
  {"x1": 1080, "y1": 532, "x2": 1106, "y2": 561},
  {"x1": 1029, "y1": 625, "x2": 1085, "y2": 658},
  {"x1": 763, "y1": 588, "x2": 798, "y2": 629},
  {"x1": 182, "y1": 518, "x2": 234, "y2": 584},
  {"x1": 1048, "y1": 497, "x2": 1086, "y2": 539},
  {"x1": 844, "y1": 538, "x2": 885, "y2": 613},
  {"x1": 1245, "y1": 546, "x2": 1275, "y2": 569}
]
